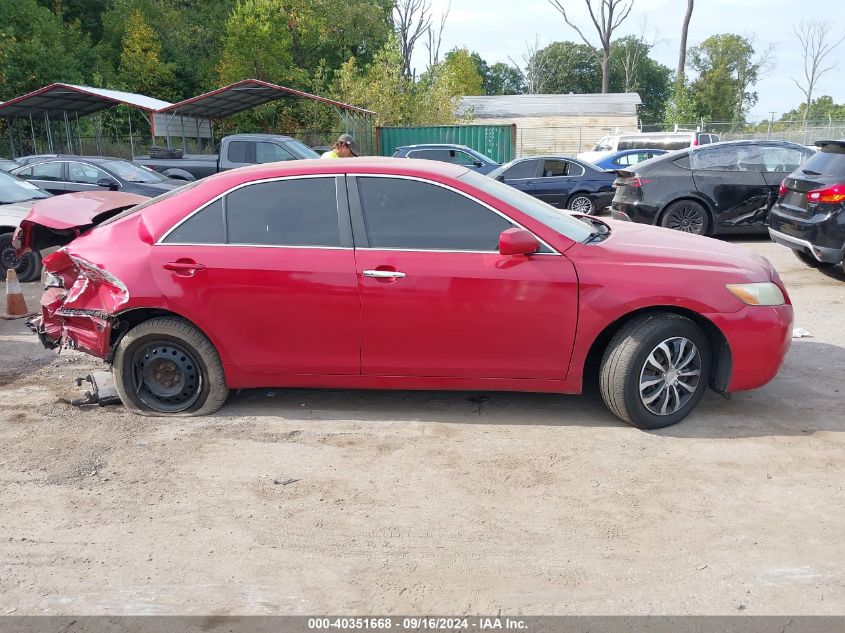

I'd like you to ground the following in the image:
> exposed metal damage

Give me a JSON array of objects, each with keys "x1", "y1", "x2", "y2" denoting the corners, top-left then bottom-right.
[{"x1": 28, "y1": 249, "x2": 129, "y2": 359}]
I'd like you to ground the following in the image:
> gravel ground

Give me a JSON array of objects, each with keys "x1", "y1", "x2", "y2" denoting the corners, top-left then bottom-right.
[{"x1": 1, "y1": 238, "x2": 843, "y2": 615}]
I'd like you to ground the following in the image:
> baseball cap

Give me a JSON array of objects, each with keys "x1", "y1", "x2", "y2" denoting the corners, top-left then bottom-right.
[{"x1": 337, "y1": 134, "x2": 359, "y2": 156}]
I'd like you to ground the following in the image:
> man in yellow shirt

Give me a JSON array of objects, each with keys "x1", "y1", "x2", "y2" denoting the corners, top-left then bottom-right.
[{"x1": 320, "y1": 134, "x2": 359, "y2": 159}]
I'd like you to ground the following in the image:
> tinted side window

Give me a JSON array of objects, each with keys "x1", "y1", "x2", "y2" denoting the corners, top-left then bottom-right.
[
  {"x1": 617, "y1": 138, "x2": 635, "y2": 151},
  {"x1": 760, "y1": 147, "x2": 813, "y2": 173},
  {"x1": 68, "y1": 162, "x2": 110, "y2": 184},
  {"x1": 357, "y1": 177, "x2": 514, "y2": 251},
  {"x1": 542, "y1": 160, "x2": 569, "y2": 177},
  {"x1": 690, "y1": 146, "x2": 742, "y2": 171},
  {"x1": 408, "y1": 149, "x2": 449, "y2": 162},
  {"x1": 502, "y1": 160, "x2": 539, "y2": 180},
  {"x1": 164, "y1": 199, "x2": 225, "y2": 244},
  {"x1": 256, "y1": 142, "x2": 295, "y2": 163},
  {"x1": 226, "y1": 178, "x2": 339, "y2": 246},
  {"x1": 227, "y1": 141, "x2": 250, "y2": 163},
  {"x1": 31, "y1": 162, "x2": 64, "y2": 181}
]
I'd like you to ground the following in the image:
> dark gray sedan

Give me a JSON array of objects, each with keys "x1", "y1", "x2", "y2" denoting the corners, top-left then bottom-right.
[{"x1": 12, "y1": 156, "x2": 184, "y2": 197}]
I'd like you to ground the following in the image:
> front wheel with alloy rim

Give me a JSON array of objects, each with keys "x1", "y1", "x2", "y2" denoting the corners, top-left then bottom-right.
[
  {"x1": 112, "y1": 317, "x2": 228, "y2": 416},
  {"x1": 0, "y1": 232, "x2": 42, "y2": 282},
  {"x1": 600, "y1": 313, "x2": 712, "y2": 429},
  {"x1": 567, "y1": 193, "x2": 596, "y2": 214},
  {"x1": 660, "y1": 200, "x2": 710, "y2": 235}
]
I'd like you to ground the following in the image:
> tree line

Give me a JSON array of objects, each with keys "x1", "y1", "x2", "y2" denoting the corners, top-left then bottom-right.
[{"x1": 0, "y1": 0, "x2": 842, "y2": 139}]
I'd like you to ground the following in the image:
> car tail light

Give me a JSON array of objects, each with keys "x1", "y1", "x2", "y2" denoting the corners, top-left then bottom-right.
[
  {"x1": 778, "y1": 180, "x2": 788, "y2": 196},
  {"x1": 807, "y1": 183, "x2": 845, "y2": 204},
  {"x1": 619, "y1": 176, "x2": 652, "y2": 188}
]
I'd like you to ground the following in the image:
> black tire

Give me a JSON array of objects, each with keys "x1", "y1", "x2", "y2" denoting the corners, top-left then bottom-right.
[
  {"x1": 660, "y1": 200, "x2": 710, "y2": 235},
  {"x1": 599, "y1": 313, "x2": 712, "y2": 430},
  {"x1": 112, "y1": 317, "x2": 228, "y2": 416},
  {"x1": 793, "y1": 249, "x2": 832, "y2": 269},
  {"x1": 0, "y1": 232, "x2": 42, "y2": 282},
  {"x1": 567, "y1": 192, "x2": 596, "y2": 214}
]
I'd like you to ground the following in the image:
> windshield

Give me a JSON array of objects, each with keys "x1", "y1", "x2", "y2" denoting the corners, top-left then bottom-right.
[
  {"x1": 284, "y1": 139, "x2": 321, "y2": 159},
  {"x1": 459, "y1": 170, "x2": 593, "y2": 243},
  {"x1": 100, "y1": 160, "x2": 171, "y2": 183},
  {"x1": 0, "y1": 170, "x2": 50, "y2": 204}
]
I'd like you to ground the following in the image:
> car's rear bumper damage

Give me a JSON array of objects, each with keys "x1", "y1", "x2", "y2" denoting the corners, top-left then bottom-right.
[{"x1": 28, "y1": 250, "x2": 128, "y2": 359}]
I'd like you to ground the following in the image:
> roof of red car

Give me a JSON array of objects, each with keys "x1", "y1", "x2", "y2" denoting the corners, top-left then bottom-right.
[{"x1": 202, "y1": 157, "x2": 470, "y2": 190}]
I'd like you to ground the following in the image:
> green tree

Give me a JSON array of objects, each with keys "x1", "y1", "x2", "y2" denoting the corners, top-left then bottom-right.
[
  {"x1": 485, "y1": 62, "x2": 525, "y2": 95},
  {"x1": 689, "y1": 34, "x2": 769, "y2": 123},
  {"x1": 781, "y1": 95, "x2": 845, "y2": 122},
  {"x1": 663, "y1": 78, "x2": 699, "y2": 126},
  {"x1": 0, "y1": 0, "x2": 91, "y2": 99},
  {"x1": 608, "y1": 36, "x2": 672, "y2": 124},
  {"x1": 117, "y1": 10, "x2": 176, "y2": 99},
  {"x1": 440, "y1": 48, "x2": 484, "y2": 96},
  {"x1": 334, "y1": 35, "x2": 464, "y2": 126},
  {"x1": 529, "y1": 41, "x2": 601, "y2": 94}
]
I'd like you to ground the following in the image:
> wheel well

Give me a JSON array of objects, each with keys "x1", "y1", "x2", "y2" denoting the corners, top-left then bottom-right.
[
  {"x1": 657, "y1": 197, "x2": 714, "y2": 234},
  {"x1": 108, "y1": 308, "x2": 205, "y2": 360},
  {"x1": 0, "y1": 226, "x2": 16, "y2": 235},
  {"x1": 583, "y1": 306, "x2": 732, "y2": 393}
]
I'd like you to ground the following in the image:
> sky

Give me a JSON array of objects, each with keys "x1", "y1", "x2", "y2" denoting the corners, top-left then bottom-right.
[{"x1": 410, "y1": 0, "x2": 845, "y2": 121}]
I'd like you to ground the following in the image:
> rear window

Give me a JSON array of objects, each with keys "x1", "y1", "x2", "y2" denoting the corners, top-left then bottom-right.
[{"x1": 798, "y1": 146, "x2": 845, "y2": 178}]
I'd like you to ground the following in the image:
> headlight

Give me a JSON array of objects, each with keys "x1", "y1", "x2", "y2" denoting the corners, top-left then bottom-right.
[{"x1": 726, "y1": 282, "x2": 785, "y2": 306}]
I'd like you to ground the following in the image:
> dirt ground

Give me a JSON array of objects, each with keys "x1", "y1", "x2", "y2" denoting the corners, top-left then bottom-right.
[{"x1": 1, "y1": 238, "x2": 844, "y2": 616}]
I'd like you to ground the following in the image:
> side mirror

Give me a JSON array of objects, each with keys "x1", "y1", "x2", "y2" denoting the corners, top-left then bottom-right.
[
  {"x1": 499, "y1": 228, "x2": 540, "y2": 256},
  {"x1": 495, "y1": 174, "x2": 505, "y2": 182},
  {"x1": 473, "y1": 160, "x2": 484, "y2": 168},
  {"x1": 97, "y1": 178, "x2": 118, "y2": 191}
]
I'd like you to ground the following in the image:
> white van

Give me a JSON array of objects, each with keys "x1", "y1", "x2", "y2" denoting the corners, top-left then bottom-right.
[{"x1": 578, "y1": 131, "x2": 720, "y2": 164}]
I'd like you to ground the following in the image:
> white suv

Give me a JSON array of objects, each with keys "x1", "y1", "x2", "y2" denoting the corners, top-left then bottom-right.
[{"x1": 579, "y1": 131, "x2": 719, "y2": 164}]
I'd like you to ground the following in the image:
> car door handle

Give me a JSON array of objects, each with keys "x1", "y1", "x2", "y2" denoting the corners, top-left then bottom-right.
[
  {"x1": 164, "y1": 260, "x2": 205, "y2": 273},
  {"x1": 363, "y1": 269, "x2": 406, "y2": 279}
]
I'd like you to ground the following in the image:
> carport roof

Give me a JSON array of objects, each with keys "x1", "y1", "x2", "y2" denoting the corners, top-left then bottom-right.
[
  {"x1": 158, "y1": 79, "x2": 374, "y2": 118},
  {"x1": 0, "y1": 83, "x2": 173, "y2": 119}
]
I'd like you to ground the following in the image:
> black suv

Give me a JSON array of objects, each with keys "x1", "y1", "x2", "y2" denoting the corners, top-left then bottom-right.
[{"x1": 769, "y1": 140, "x2": 845, "y2": 274}]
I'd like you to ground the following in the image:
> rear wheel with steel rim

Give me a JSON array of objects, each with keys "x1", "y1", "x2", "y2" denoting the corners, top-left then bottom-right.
[
  {"x1": 660, "y1": 200, "x2": 709, "y2": 235},
  {"x1": 600, "y1": 313, "x2": 711, "y2": 429},
  {"x1": 567, "y1": 193, "x2": 596, "y2": 214},
  {"x1": 113, "y1": 317, "x2": 228, "y2": 416},
  {"x1": 0, "y1": 232, "x2": 42, "y2": 282}
]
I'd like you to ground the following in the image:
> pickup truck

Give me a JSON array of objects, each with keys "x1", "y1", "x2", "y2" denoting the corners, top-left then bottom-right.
[{"x1": 135, "y1": 133, "x2": 320, "y2": 181}]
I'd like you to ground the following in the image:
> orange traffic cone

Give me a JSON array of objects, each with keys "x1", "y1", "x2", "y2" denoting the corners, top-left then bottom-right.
[{"x1": 2, "y1": 269, "x2": 32, "y2": 320}]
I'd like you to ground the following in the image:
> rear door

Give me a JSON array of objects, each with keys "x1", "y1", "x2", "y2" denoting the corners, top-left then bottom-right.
[
  {"x1": 15, "y1": 161, "x2": 67, "y2": 195},
  {"x1": 150, "y1": 175, "x2": 360, "y2": 376},
  {"x1": 530, "y1": 159, "x2": 584, "y2": 207},
  {"x1": 349, "y1": 175, "x2": 578, "y2": 379},
  {"x1": 691, "y1": 145, "x2": 770, "y2": 229}
]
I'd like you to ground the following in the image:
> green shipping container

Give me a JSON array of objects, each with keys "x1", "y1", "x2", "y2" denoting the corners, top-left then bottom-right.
[{"x1": 376, "y1": 124, "x2": 516, "y2": 164}]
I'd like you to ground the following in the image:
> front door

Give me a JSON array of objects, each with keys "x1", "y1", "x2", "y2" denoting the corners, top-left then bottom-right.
[
  {"x1": 349, "y1": 175, "x2": 578, "y2": 380},
  {"x1": 150, "y1": 175, "x2": 360, "y2": 376}
]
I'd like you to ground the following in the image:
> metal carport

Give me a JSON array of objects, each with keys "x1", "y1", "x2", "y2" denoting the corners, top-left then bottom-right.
[{"x1": 0, "y1": 83, "x2": 173, "y2": 158}]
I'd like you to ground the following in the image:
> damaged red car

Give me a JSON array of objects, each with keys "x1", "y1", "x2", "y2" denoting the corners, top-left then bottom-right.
[{"x1": 16, "y1": 158, "x2": 793, "y2": 429}]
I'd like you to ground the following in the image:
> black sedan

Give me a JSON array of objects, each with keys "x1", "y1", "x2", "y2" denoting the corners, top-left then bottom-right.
[
  {"x1": 11, "y1": 156, "x2": 184, "y2": 197},
  {"x1": 488, "y1": 156, "x2": 616, "y2": 213},
  {"x1": 611, "y1": 140, "x2": 815, "y2": 235}
]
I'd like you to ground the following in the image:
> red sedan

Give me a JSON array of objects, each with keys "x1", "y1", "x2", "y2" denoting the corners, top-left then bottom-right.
[{"x1": 17, "y1": 158, "x2": 793, "y2": 429}]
